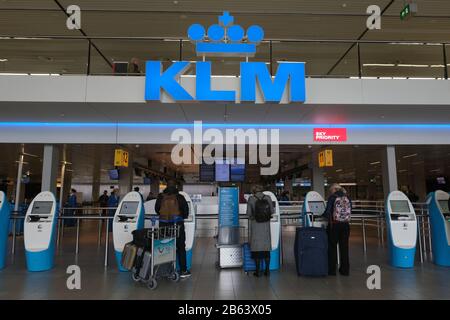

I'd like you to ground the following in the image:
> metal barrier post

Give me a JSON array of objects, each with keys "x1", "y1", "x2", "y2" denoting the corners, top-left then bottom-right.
[
  {"x1": 427, "y1": 216, "x2": 433, "y2": 261},
  {"x1": 417, "y1": 215, "x2": 423, "y2": 263},
  {"x1": 104, "y1": 218, "x2": 109, "y2": 267},
  {"x1": 421, "y1": 211, "x2": 427, "y2": 260},
  {"x1": 75, "y1": 218, "x2": 80, "y2": 254},
  {"x1": 56, "y1": 214, "x2": 61, "y2": 249},
  {"x1": 362, "y1": 217, "x2": 367, "y2": 254},
  {"x1": 97, "y1": 214, "x2": 103, "y2": 247},
  {"x1": 11, "y1": 217, "x2": 17, "y2": 255}
]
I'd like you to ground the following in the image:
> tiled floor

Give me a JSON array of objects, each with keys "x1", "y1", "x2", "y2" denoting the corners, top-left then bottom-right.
[{"x1": 0, "y1": 222, "x2": 449, "y2": 300}]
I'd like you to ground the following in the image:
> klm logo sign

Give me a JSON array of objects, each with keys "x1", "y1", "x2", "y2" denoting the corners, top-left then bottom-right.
[{"x1": 145, "y1": 12, "x2": 306, "y2": 103}]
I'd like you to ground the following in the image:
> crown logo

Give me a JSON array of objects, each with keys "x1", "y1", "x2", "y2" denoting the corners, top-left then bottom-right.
[{"x1": 187, "y1": 11, "x2": 264, "y2": 57}]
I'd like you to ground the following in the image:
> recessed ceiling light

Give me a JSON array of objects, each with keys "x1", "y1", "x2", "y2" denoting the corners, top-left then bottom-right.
[{"x1": 0, "y1": 58, "x2": 8, "y2": 62}]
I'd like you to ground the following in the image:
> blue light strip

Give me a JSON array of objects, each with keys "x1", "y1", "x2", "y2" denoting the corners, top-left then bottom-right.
[{"x1": 1, "y1": 122, "x2": 450, "y2": 129}]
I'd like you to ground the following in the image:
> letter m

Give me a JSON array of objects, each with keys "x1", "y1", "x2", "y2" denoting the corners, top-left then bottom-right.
[
  {"x1": 241, "y1": 62, "x2": 305, "y2": 103},
  {"x1": 145, "y1": 61, "x2": 193, "y2": 101}
]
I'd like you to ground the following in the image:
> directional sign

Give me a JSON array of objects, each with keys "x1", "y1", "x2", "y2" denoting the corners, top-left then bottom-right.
[
  {"x1": 318, "y1": 150, "x2": 333, "y2": 168},
  {"x1": 114, "y1": 149, "x2": 129, "y2": 167}
]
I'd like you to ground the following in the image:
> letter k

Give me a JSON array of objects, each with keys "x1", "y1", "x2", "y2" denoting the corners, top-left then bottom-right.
[{"x1": 145, "y1": 61, "x2": 193, "y2": 101}]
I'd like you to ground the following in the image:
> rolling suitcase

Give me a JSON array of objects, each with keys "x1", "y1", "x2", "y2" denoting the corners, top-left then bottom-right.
[
  {"x1": 138, "y1": 251, "x2": 152, "y2": 280},
  {"x1": 294, "y1": 226, "x2": 328, "y2": 277},
  {"x1": 121, "y1": 242, "x2": 138, "y2": 271}
]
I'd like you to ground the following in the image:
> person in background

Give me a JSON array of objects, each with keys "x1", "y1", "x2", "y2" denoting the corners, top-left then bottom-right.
[
  {"x1": 107, "y1": 188, "x2": 120, "y2": 232},
  {"x1": 134, "y1": 186, "x2": 144, "y2": 201},
  {"x1": 279, "y1": 191, "x2": 291, "y2": 205},
  {"x1": 98, "y1": 190, "x2": 109, "y2": 216},
  {"x1": 146, "y1": 192, "x2": 156, "y2": 201},
  {"x1": 401, "y1": 185, "x2": 419, "y2": 203},
  {"x1": 324, "y1": 183, "x2": 352, "y2": 276},
  {"x1": 128, "y1": 57, "x2": 141, "y2": 75},
  {"x1": 65, "y1": 189, "x2": 78, "y2": 227},
  {"x1": 155, "y1": 180, "x2": 191, "y2": 279},
  {"x1": 246, "y1": 184, "x2": 274, "y2": 277}
]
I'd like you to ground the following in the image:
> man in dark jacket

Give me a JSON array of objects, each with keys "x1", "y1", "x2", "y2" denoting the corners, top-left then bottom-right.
[
  {"x1": 323, "y1": 183, "x2": 352, "y2": 276},
  {"x1": 155, "y1": 180, "x2": 190, "y2": 278}
]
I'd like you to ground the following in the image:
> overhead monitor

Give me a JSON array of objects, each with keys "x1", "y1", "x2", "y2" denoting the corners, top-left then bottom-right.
[
  {"x1": 200, "y1": 163, "x2": 215, "y2": 182},
  {"x1": 230, "y1": 163, "x2": 245, "y2": 182},
  {"x1": 215, "y1": 160, "x2": 230, "y2": 182},
  {"x1": 109, "y1": 169, "x2": 119, "y2": 180}
]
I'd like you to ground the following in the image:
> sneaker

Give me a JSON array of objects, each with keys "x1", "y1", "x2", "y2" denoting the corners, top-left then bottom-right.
[{"x1": 180, "y1": 271, "x2": 191, "y2": 279}]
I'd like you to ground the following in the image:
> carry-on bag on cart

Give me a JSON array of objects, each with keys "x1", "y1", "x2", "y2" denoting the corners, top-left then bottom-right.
[
  {"x1": 294, "y1": 221, "x2": 328, "y2": 277},
  {"x1": 138, "y1": 251, "x2": 152, "y2": 281},
  {"x1": 121, "y1": 242, "x2": 138, "y2": 270},
  {"x1": 132, "y1": 228, "x2": 152, "y2": 250}
]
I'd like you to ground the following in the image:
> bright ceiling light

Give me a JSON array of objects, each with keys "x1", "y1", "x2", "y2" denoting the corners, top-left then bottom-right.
[
  {"x1": 402, "y1": 153, "x2": 418, "y2": 158},
  {"x1": 363, "y1": 63, "x2": 396, "y2": 67},
  {"x1": 397, "y1": 64, "x2": 429, "y2": 68},
  {"x1": 370, "y1": 161, "x2": 381, "y2": 165},
  {"x1": 0, "y1": 58, "x2": 8, "y2": 62}
]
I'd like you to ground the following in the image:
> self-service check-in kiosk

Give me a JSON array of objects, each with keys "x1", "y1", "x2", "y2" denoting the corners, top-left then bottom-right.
[
  {"x1": 427, "y1": 190, "x2": 450, "y2": 267},
  {"x1": 143, "y1": 192, "x2": 196, "y2": 271},
  {"x1": 264, "y1": 191, "x2": 281, "y2": 270},
  {"x1": 302, "y1": 191, "x2": 328, "y2": 228},
  {"x1": 0, "y1": 191, "x2": 11, "y2": 269},
  {"x1": 113, "y1": 191, "x2": 144, "y2": 271},
  {"x1": 24, "y1": 191, "x2": 58, "y2": 272},
  {"x1": 386, "y1": 191, "x2": 417, "y2": 268}
]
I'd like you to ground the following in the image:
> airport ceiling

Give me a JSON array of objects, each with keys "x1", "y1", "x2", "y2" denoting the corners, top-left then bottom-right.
[{"x1": 0, "y1": 1, "x2": 449, "y2": 77}]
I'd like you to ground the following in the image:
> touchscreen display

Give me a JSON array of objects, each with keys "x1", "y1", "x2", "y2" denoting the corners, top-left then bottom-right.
[
  {"x1": 438, "y1": 200, "x2": 449, "y2": 213},
  {"x1": 309, "y1": 201, "x2": 325, "y2": 214},
  {"x1": 31, "y1": 201, "x2": 53, "y2": 215},
  {"x1": 390, "y1": 200, "x2": 411, "y2": 213},
  {"x1": 119, "y1": 201, "x2": 139, "y2": 215}
]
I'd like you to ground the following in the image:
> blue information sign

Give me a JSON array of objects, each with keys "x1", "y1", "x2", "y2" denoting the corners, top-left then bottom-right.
[{"x1": 218, "y1": 187, "x2": 239, "y2": 227}]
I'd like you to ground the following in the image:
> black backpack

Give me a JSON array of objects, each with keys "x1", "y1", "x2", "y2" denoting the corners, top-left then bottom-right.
[{"x1": 254, "y1": 195, "x2": 272, "y2": 223}]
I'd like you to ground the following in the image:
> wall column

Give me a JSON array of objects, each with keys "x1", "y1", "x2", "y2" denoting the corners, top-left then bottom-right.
[
  {"x1": 311, "y1": 152, "x2": 325, "y2": 198},
  {"x1": 41, "y1": 145, "x2": 59, "y2": 195},
  {"x1": 382, "y1": 145, "x2": 398, "y2": 198}
]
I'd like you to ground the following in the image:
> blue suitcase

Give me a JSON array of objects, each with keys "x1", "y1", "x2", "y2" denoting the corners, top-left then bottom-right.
[
  {"x1": 294, "y1": 227, "x2": 328, "y2": 277},
  {"x1": 243, "y1": 242, "x2": 266, "y2": 273}
]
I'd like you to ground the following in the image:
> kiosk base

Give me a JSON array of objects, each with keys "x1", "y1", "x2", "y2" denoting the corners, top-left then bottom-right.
[
  {"x1": 25, "y1": 248, "x2": 55, "y2": 272},
  {"x1": 433, "y1": 253, "x2": 450, "y2": 267},
  {"x1": 269, "y1": 248, "x2": 280, "y2": 270},
  {"x1": 115, "y1": 250, "x2": 128, "y2": 272},
  {"x1": 390, "y1": 247, "x2": 416, "y2": 268}
]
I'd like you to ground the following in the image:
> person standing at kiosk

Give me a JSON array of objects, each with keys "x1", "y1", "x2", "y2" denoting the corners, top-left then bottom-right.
[
  {"x1": 155, "y1": 180, "x2": 191, "y2": 279},
  {"x1": 247, "y1": 185, "x2": 274, "y2": 277},
  {"x1": 324, "y1": 183, "x2": 352, "y2": 276}
]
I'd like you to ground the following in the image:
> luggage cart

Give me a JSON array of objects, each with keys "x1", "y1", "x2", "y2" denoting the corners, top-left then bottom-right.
[{"x1": 131, "y1": 217, "x2": 180, "y2": 290}]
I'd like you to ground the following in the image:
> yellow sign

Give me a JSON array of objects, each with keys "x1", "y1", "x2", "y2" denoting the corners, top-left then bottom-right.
[
  {"x1": 114, "y1": 149, "x2": 129, "y2": 167},
  {"x1": 318, "y1": 149, "x2": 333, "y2": 168},
  {"x1": 318, "y1": 151, "x2": 325, "y2": 168},
  {"x1": 325, "y1": 149, "x2": 333, "y2": 167}
]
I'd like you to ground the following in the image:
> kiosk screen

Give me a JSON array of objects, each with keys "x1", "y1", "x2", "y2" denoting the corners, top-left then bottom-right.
[
  {"x1": 309, "y1": 201, "x2": 325, "y2": 215},
  {"x1": 390, "y1": 200, "x2": 410, "y2": 213},
  {"x1": 438, "y1": 200, "x2": 449, "y2": 213},
  {"x1": 31, "y1": 201, "x2": 53, "y2": 215},
  {"x1": 119, "y1": 201, "x2": 139, "y2": 215}
]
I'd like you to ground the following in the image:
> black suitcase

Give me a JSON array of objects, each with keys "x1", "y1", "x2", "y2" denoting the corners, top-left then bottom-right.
[{"x1": 294, "y1": 226, "x2": 328, "y2": 277}]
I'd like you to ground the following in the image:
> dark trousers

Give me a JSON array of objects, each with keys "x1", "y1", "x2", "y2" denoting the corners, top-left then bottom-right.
[
  {"x1": 160, "y1": 222, "x2": 187, "y2": 272},
  {"x1": 327, "y1": 222, "x2": 350, "y2": 275}
]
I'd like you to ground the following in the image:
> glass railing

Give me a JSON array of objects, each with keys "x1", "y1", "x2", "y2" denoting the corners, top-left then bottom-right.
[{"x1": 0, "y1": 36, "x2": 448, "y2": 79}]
